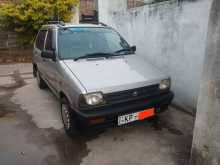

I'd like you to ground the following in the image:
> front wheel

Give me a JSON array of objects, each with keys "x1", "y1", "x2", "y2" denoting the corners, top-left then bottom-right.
[{"x1": 61, "y1": 97, "x2": 79, "y2": 137}]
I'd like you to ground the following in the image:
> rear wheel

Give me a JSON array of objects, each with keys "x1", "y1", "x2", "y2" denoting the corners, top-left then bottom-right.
[
  {"x1": 36, "y1": 69, "x2": 47, "y2": 89},
  {"x1": 61, "y1": 97, "x2": 79, "y2": 137},
  {"x1": 33, "y1": 65, "x2": 37, "y2": 77}
]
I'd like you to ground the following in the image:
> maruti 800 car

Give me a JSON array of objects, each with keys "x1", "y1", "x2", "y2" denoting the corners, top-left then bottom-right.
[{"x1": 33, "y1": 22, "x2": 174, "y2": 137}]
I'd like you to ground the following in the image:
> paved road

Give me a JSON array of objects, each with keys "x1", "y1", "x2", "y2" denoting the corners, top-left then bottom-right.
[{"x1": 0, "y1": 64, "x2": 194, "y2": 165}]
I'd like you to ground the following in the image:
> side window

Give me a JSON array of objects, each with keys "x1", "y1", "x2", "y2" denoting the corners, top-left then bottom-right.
[
  {"x1": 35, "y1": 30, "x2": 47, "y2": 50},
  {"x1": 45, "y1": 29, "x2": 54, "y2": 51}
]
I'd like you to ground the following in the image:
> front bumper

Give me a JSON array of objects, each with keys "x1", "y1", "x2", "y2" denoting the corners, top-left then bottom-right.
[{"x1": 74, "y1": 91, "x2": 174, "y2": 128}]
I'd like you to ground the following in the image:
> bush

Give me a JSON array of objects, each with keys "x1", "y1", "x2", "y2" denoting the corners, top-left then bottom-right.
[{"x1": 0, "y1": 0, "x2": 79, "y2": 45}]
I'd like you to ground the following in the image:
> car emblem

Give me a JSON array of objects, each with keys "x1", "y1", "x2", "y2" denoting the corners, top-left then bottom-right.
[{"x1": 132, "y1": 91, "x2": 138, "y2": 97}]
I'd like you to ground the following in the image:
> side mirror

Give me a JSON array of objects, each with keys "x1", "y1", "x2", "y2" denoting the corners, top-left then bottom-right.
[
  {"x1": 41, "y1": 50, "x2": 56, "y2": 61},
  {"x1": 130, "y1": 46, "x2": 136, "y2": 52}
]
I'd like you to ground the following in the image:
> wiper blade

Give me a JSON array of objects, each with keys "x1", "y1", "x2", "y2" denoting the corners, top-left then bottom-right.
[
  {"x1": 74, "y1": 52, "x2": 114, "y2": 61},
  {"x1": 114, "y1": 48, "x2": 132, "y2": 54}
]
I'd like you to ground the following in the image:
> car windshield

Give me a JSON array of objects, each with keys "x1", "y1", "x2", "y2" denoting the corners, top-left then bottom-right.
[{"x1": 58, "y1": 27, "x2": 131, "y2": 60}]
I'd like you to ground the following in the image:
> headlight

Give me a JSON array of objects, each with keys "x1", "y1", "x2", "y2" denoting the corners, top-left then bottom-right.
[
  {"x1": 83, "y1": 92, "x2": 104, "y2": 106},
  {"x1": 159, "y1": 79, "x2": 171, "y2": 90}
]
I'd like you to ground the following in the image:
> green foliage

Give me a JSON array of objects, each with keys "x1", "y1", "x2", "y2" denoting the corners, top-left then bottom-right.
[{"x1": 0, "y1": 0, "x2": 79, "y2": 45}]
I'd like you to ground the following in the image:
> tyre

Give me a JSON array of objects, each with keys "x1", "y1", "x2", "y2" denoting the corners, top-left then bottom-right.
[
  {"x1": 36, "y1": 69, "x2": 47, "y2": 89},
  {"x1": 61, "y1": 97, "x2": 79, "y2": 137},
  {"x1": 33, "y1": 65, "x2": 37, "y2": 77}
]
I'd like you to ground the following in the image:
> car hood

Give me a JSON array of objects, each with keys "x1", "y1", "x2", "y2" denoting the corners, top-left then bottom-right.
[{"x1": 63, "y1": 55, "x2": 168, "y2": 93}]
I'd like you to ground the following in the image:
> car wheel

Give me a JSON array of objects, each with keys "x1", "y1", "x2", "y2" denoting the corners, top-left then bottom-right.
[
  {"x1": 33, "y1": 65, "x2": 37, "y2": 77},
  {"x1": 36, "y1": 69, "x2": 47, "y2": 89},
  {"x1": 61, "y1": 97, "x2": 79, "y2": 137}
]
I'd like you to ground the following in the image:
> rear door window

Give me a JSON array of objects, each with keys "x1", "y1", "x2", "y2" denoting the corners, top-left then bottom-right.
[
  {"x1": 45, "y1": 29, "x2": 55, "y2": 51},
  {"x1": 35, "y1": 30, "x2": 47, "y2": 50}
]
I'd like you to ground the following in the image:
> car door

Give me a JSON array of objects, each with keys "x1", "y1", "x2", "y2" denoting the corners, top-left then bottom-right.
[
  {"x1": 43, "y1": 29, "x2": 59, "y2": 94},
  {"x1": 34, "y1": 29, "x2": 47, "y2": 77}
]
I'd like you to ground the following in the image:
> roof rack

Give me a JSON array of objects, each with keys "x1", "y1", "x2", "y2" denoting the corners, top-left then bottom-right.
[
  {"x1": 98, "y1": 22, "x2": 108, "y2": 27},
  {"x1": 98, "y1": 22, "x2": 116, "y2": 30},
  {"x1": 48, "y1": 21, "x2": 65, "y2": 26}
]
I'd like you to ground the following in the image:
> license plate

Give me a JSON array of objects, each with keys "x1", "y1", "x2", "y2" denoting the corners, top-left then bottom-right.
[{"x1": 118, "y1": 108, "x2": 155, "y2": 126}]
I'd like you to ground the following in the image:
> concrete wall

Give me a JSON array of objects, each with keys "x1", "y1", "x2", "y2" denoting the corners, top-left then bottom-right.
[
  {"x1": 0, "y1": 31, "x2": 32, "y2": 64},
  {"x1": 71, "y1": 6, "x2": 80, "y2": 23},
  {"x1": 98, "y1": 0, "x2": 212, "y2": 112},
  {"x1": 98, "y1": 0, "x2": 127, "y2": 24},
  {"x1": 191, "y1": 0, "x2": 220, "y2": 164},
  {"x1": 0, "y1": 31, "x2": 19, "y2": 49}
]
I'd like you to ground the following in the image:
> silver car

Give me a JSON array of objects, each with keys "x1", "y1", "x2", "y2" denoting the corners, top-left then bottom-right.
[{"x1": 33, "y1": 22, "x2": 174, "y2": 136}]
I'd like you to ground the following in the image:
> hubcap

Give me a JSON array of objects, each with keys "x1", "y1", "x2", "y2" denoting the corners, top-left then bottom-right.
[{"x1": 61, "y1": 104, "x2": 71, "y2": 130}]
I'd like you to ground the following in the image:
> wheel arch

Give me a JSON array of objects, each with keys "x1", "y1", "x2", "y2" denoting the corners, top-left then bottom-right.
[
  {"x1": 59, "y1": 91, "x2": 77, "y2": 112},
  {"x1": 59, "y1": 91, "x2": 71, "y2": 104},
  {"x1": 60, "y1": 91, "x2": 67, "y2": 100}
]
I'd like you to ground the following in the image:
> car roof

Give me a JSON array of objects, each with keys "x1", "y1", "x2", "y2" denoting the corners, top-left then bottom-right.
[{"x1": 41, "y1": 23, "x2": 105, "y2": 30}]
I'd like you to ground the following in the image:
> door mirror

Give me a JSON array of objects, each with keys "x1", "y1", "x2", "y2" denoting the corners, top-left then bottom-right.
[
  {"x1": 130, "y1": 45, "x2": 136, "y2": 52},
  {"x1": 41, "y1": 50, "x2": 56, "y2": 61}
]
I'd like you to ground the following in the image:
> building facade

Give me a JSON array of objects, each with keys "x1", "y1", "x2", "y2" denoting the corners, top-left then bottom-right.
[{"x1": 79, "y1": 0, "x2": 98, "y2": 23}]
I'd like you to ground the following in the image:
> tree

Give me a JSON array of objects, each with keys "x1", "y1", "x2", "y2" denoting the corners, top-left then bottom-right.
[{"x1": 0, "y1": 0, "x2": 79, "y2": 44}]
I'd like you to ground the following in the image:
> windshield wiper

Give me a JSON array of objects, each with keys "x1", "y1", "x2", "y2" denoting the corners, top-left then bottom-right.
[
  {"x1": 74, "y1": 52, "x2": 114, "y2": 61},
  {"x1": 114, "y1": 48, "x2": 132, "y2": 54}
]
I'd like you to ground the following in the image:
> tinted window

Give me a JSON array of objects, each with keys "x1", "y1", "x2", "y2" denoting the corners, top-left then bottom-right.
[
  {"x1": 45, "y1": 30, "x2": 54, "y2": 51},
  {"x1": 58, "y1": 27, "x2": 130, "y2": 59},
  {"x1": 36, "y1": 30, "x2": 47, "y2": 50}
]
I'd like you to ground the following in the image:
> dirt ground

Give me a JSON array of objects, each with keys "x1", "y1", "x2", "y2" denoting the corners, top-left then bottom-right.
[
  {"x1": 0, "y1": 49, "x2": 32, "y2": 64},
  {"x1": 0, "y1": 63, "x2": 194, "y2": 165}
]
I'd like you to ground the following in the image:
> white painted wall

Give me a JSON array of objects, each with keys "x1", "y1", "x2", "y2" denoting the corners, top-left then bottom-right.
[
  {"x1": 98, "y1": 0, "x2": 212, "y2": 111},
  {"x1": 192, "y1": 0, "x2": 220, "y2": 163},
  {"x1": 98, "y1": 0, "x2": 127, "y2": 23},
  {"x1": 71, "y1": 6, "x2": 80, "y2": 23}
]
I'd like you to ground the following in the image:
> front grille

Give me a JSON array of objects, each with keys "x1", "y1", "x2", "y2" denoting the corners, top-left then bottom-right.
[{"x1": 104, "y1": 84, "x2": 161, "y2": 104}]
